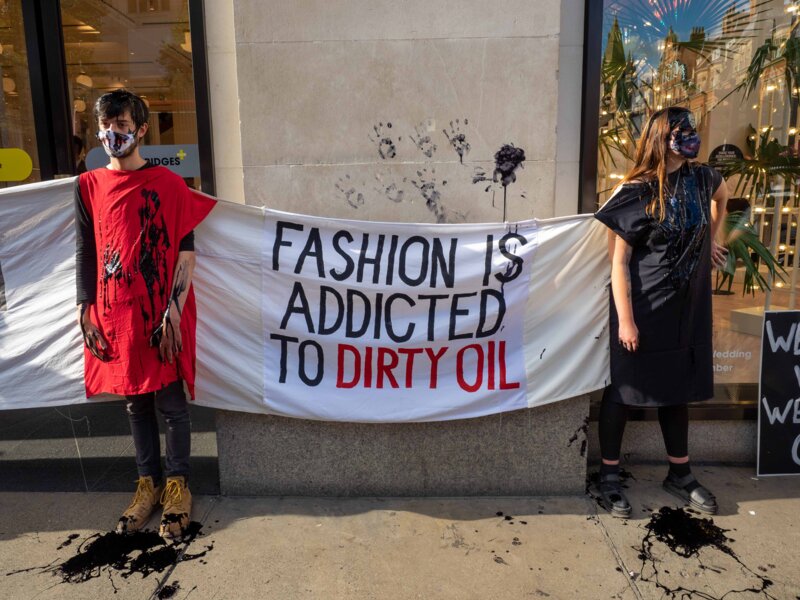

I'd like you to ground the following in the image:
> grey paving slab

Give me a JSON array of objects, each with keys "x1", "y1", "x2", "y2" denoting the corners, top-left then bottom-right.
[
  {"x1": 1, "y1": 466, "x2": 797, "y2": 600},
  {"x1": 165, "y1": 496, "x2": 631, "y2": 600}
]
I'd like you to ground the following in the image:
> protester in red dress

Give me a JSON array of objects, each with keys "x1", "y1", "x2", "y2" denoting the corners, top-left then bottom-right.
[{"x1": 75, "y1": 89, "x2": 215, "y2": 539}]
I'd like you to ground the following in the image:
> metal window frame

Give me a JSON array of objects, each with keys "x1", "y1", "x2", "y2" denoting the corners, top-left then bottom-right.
[
  {"x1": 20, "y1": 0, "x2": 215, "y2": 191},
  {"x1": 188, "y1": 0, "x2": 215, "y2": 195},
  {"x1": 22, "y1": 0, "x2": 74, "y2": 180}
]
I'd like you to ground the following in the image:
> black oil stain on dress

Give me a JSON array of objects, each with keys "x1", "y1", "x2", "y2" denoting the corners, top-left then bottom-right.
[
  {"x1": 637, "y1": 507, "x2": 777, "y2": 599},
  {"x1": 411, "y1": 168, "x2": 448, "y2": 223},
  {"x1": 138, "y1": 188, "x2": 171, "y2": 337},
  {"x1": 101, "y1": 246, "x2": 124, "y2": 312},
  {"x1": 443, "y1": 119, "x2": 470, "y2": 163},
  {"x1": 6, "y1": 523, "x2": 212, "y2": 593},
  {"x1": 370, "y1": 122, "x2": 397, "y2": 159}
]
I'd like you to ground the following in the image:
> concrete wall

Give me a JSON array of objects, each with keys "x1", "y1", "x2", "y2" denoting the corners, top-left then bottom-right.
[{"x1": 206, "y1": 0, "x2": 591, "y2": 495}]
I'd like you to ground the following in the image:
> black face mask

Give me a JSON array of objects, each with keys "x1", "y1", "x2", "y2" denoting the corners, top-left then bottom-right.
[
  {"x1": 670, "y1": 128, "x2": 701, "y2": 158},
  {"x1": 667, "y1": 111, "x2": 699, "y2": 158}
]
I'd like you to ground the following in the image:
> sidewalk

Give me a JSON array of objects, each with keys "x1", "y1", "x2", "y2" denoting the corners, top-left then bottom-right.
[{"x1": 1, "y1": 465, "x2": 798, "y2": 600}]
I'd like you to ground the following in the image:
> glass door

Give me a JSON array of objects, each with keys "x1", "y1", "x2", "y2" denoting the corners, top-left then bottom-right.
[{"x1": 0, "y1": 0, "x2": 40, "y2": 187}]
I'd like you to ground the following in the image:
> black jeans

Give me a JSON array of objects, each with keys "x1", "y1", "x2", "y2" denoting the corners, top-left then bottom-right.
[{"x1": 125, "y1": 380, "x2": 191, "y2": 479}]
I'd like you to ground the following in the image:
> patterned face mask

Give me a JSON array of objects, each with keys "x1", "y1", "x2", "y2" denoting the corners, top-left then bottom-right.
[
  {"x1": 669, "y1": 128, "x2": 701, "y2": 159},
  {"x1": 96, "y1": 128, "x2": 139, "y2": 158}
]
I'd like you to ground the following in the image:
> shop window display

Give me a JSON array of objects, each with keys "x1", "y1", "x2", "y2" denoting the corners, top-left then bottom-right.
[{"x1": 599, "y1": 0, "x2": 800, "y2": 407}]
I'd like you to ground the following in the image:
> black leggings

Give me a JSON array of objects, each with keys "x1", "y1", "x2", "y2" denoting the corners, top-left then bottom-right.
[{"x1": 598, "y1": 388, "x2": 689, "y2": 461}]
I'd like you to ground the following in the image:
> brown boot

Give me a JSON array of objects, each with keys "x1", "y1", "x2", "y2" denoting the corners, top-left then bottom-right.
[
  {"x1": 159, "y1": 476, "x2": 192, "y2": 540},
  {"x1": 117, "y1": 476, "x2": 163, "y2": 534}
]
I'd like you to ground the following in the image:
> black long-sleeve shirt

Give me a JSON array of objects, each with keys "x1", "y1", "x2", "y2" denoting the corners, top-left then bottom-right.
[{"x1": 74, "y1": 161, "x2": 194, "y2": 305}]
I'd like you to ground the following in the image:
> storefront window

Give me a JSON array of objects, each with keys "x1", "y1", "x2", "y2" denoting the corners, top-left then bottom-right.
[
  {"x1": 0, "y1": 0, "x2": 39, "y2": 187},
  {"x1": 61, "y1": 0, "x2": 200, "y2": 187},
  {"x1": 598, "y1": 0, "x2": 800, "y2": 407}
]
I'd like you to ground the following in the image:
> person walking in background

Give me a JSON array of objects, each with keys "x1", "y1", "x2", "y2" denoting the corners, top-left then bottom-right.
[
  {"x1": 593, "y1": 106, "x2": 728, "y2": 518},
  {"x1": 74, "y1": 89, "x2": 215, "y2": 538}
]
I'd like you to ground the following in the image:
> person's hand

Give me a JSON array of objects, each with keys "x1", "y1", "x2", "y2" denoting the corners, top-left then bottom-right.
[
  {"x1": 159, "y1": 311, "x2": 182, "y2": 365},
  {"x1": 76, "y1": 304, "x2": 110, "y2": 361},
  {"x1": 711, "y1": 241, "x2": 728, "y2": 269},
  {"x1": 618, "y1": 320, "x2": 639, "y2": 353}
]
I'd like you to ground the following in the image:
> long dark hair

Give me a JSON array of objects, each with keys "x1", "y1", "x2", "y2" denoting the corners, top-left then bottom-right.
[{"x1": 620, "y1": 106, "x2": 692, "y2": 222}]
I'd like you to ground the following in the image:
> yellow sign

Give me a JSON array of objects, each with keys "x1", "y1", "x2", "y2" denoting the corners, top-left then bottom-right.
[{"x1": 0, "y1": 148, "x2": 33, "y2": 182}]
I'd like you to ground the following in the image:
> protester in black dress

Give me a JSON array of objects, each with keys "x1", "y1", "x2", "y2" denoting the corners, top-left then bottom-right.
[{"x1": 593, "y1": 107, "x2": 728, "y2": 517}]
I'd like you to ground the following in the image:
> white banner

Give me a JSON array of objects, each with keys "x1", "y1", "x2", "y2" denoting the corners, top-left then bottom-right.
[{"x1": 0, "y1": 179, "x2": 610, "y2": 422}]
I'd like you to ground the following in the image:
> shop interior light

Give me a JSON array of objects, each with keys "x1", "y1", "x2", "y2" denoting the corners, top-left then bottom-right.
[
  {"x1": 766, "y1": 84, "x2": 777, "y2": 91},
  {"x1": 780, "y1": 244, "x2": 787, "y2": 251},
  {"x1": 181, "y1": 30, "x2": 192, "y2": 53},
  {"x1": 76, "y1": 73, "x2": 93, "y2": 88},
  {"x1": 790, "y1": 128, "x2": 798, "y2": 135},
  {"x1": 73, "y1": 99, "x2": 86, "y2": 112},
  {"x1": 761, "y1": 126, "x2": 770, "y2": 132},
  {"x1": 783, "y1": 206, "x2": 791, "y2": 212},
  {"x1": 752, "y1": 104, "x2": 758, "y2": 109},
  {"x1": 2, "y1": 76, "x2": 15, "y2": 93},
  {"x1": 754, "y1": 207, "x2": 766, "y2": 213}
]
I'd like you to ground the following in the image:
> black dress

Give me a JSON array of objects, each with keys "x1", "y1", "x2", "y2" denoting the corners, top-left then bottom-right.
[{"x1": 594, "y1": 163, "x2": 723, "y2": 407}]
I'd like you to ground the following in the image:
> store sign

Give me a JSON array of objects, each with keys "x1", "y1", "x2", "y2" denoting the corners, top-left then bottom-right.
[
  {"x1": 757, "y1": 310, "x2": 800, "y2": 476},
  {"x1": 709, "y1": 144, "x2": 743, "y2": 167},
  {"x1": 0, "y1": 148, "x2": 33, "y2": 181},
  {"x1": 86, "y1": 144, "x2": 200, "y2": 177}
]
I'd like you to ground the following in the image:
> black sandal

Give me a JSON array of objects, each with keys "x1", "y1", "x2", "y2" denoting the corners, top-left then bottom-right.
[
  {"x1": 595, "y1": 473, "x2": 632, "y2": 518},
  {"x1": 662, "y1": 472, "x2": 718, "y2": 515}
]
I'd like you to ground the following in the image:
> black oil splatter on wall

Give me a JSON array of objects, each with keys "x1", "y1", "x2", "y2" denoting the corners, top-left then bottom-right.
[
  {"x1": 369, "y1": 122, "x2": 398, "y2": 159},
  {"x1": 138, "y1": 188, "x2": 170, "y2": 336},
  {"x1": 374, "y1": 173, "x2": 406, "y2": 203},
  {"x1": 443, "y1": 119, "x2": 470, "y2": 163},
  {"x1": 336, "y1": 175, "x2": 366, "y2": 209},
  {"x1": 473, "y1": 144, "x2": 527, "y2": 219},
  {"x1": 411, "y1": 120, "x2": 437, "y2": 158},
  {"x1": 411, "y1": 168, "x2": 448, "y2": 223},
  {"x1": 567, "y1": 416, "x2": 589, "y2": 457}
]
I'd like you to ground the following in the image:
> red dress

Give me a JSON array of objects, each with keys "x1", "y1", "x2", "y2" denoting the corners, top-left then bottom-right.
[{"x1": 78, "y1": 166, "x2": 216, "y2": 399}]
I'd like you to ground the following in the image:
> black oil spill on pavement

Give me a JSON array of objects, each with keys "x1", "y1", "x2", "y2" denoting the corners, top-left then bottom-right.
[
  {"x1": 56, "y1": 533, "x2": 81, "y2": 551},
  {"x1": 443, "y1": 119, "x2": 470, "y2": 163},
  {"x1": 637, "y1": 507, "x2": 777, "y2": 599},
  {"x1": 567, "y1": 416, "x2": 589, "y2": 457},
  {"x1": 370, "y1": 122, "x2": 397, "y2": 159},
  {"x1": 157, "y1": 580, "x2": 180, "y2": 599},
  {"x1": 6, "y1": 523, "x2": 211, "y2": 593},
  {"x1": 411, "y1": 168, "x2": 448, "y2": 223}
]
